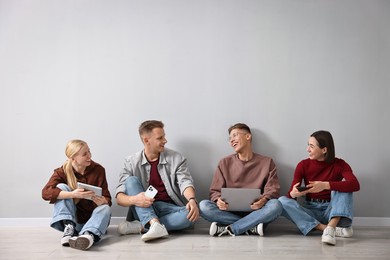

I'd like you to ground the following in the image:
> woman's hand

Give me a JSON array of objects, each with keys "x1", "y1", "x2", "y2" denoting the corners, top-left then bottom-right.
[
  {"x1": 92, "y1": 195, "x2": 108, "y2": 206},
  {"x1": 73, "y1": 188, "x2": 95, "y2": 199},
  {"x1": 290, "y1": 182, "x2": 310, "y2": 198},
  {"x1": 307, "y1": 181, "x2": 330, "y2": 193}
]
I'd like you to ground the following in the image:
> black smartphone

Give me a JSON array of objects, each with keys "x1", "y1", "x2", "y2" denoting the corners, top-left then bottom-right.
[{"x1": 297, "y1": 186, "x2": 310, "y2": 192}]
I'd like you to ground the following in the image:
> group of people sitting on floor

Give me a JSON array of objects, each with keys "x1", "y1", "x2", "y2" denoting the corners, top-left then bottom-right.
[{"x1": 42, "y1": 120, "x2": 360, "y2": 250}]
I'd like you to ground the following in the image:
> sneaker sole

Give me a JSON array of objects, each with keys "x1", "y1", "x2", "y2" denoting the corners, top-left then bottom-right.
[
  {"x1": 337, "y1": 234, "x2": 353, "y2": 238},
  {"x1": 61, "y1": 236, "x2": 71, "y2": 247},
  {"x1": 322, "y1": 238, "x2": 336, "y2": 246},
  {"x1": 141, "y1": 235, "x2": 168, "y2": 242},
  {"x1": 141, "y1": 233, "x2": 168, "y2": 242},
  {"x1": 335, "y1": 231, "x2": 353, "y2": 238},
  {"x1": 209, "y1": 222, "x2": 218, "y2": 236},
  {"x1": 69, "y1": 237, "x2": 93, "y2": 250},
  {"x1": 257, "y1": 224, "x2": 264, "y2": 236}
]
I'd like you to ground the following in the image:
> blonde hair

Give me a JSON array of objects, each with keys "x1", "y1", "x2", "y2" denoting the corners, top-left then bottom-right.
[{"x1": 62, "y1": 139, "x2": 88, "y2": 191}]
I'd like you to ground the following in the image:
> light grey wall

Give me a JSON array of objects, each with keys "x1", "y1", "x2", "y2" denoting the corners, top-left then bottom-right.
[{"x1": 0, "y1": 0, "x2": 389, "y2": 219}]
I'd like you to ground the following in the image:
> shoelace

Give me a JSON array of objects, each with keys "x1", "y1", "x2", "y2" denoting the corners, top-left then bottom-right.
[
  {"x1": 244, "y1": 227, "x2": 257, "y2": 235},
  {"x1": 324, "y1": 227, "x2": 335, "y2": 236},
  {"x1": 217, "y1": 226, "x2": 234, "y2": 237},
  {"x1": 249, "y1": 227, "x2": 257, "y2": 234},
  {"x1": 335, "y1": 227, "x2": 350, "y2": 237},
  {"x1": 63, "y1": 224, "x2": 74, "y2": 237}
]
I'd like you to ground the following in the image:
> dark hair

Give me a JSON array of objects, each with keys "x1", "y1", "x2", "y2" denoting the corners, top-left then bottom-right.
[
  {"x1": 228, "y1": 123, "x2": 251, "y2": 134},
  {"x1": 310, "y1": 130, "x2": 335, "y2": 163},
  {"x1": 139, "y1": 120, "x2": 164, "y2": 136}
]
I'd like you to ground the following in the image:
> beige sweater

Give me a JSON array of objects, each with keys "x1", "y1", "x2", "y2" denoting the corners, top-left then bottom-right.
[{"x1": 209, "y1": 153, "x2": 280, "y2": 202}]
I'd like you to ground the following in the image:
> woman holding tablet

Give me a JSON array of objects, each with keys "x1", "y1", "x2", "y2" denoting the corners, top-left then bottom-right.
[{"x1": 42, "y1": 139, "x2": 112, "y2": 250}]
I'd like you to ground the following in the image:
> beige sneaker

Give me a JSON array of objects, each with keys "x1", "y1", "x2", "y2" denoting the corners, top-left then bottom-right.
[
  {"x1": 335, "y1": 226, "x2": 353, "y2": 237},
  {"x1": 117, "y1": 220, "x2": 142, "y2": 235},
  {"x1": 141, "y1": 222, "x2": 168, "y2": 242},
  {"x1": 322, "y1": 226, "x2": 336, "y2": 246}
]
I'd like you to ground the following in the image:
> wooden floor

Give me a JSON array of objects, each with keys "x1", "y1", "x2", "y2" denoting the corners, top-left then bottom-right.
[{"x1": 1, "y1": 222, "x2": 389, "y2": 260}]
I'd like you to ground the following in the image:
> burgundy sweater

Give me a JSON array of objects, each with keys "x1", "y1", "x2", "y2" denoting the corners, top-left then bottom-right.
[
  {"x1": 287, "y1": 158, "x2": 360, "y2": 201},
  {"x1": 209, "y1": 153, "x2": 280, "y2": 202}
]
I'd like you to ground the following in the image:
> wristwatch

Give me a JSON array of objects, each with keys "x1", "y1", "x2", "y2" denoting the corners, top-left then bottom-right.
[{"x1": 188, "y1": 197, "x2": 198, "y2": 204}]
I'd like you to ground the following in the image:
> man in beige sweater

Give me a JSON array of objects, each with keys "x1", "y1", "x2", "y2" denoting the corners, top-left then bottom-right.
[{"x1": 199, "y1": 123, "x2": 282, "y2": 236}]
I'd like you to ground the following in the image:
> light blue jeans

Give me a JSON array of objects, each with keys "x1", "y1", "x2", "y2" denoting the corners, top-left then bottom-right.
[
  {"x1": 124, "y1": 176, "x2": 193, "y2": 231},
  {"x1": 199, "y1": 199, "x2": 283, "y2": 235},
  {"x1": 50, "y1": 183, "x2": 111, "y2": 241},
  {"x1": 278, "y1": 191, "x2": 353, "y2": 235}
]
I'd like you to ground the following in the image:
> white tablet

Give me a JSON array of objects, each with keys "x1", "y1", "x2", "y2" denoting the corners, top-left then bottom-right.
[{"x1": 77, "y1": 182, "x2": 102, "y2": 200}]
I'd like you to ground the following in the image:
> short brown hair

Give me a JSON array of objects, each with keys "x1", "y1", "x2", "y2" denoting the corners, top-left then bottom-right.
[
  {"x1": 139, "y1": 120, "x2": 164, "y2": 136},
  {"x1": 228, "y1": 123, "x2": 251, "y2": 134}
]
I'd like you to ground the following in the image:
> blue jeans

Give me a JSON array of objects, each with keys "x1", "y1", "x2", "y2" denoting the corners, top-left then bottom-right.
[
  {"x1": 50, "y1": 183, "x2": 111, "y2": 240},
  {"x1": 278, "y1": 191, "x2": 353, "y2": 235},
  {"x1": 199, "y1": 199, "x2": 283, "y2": 235},
  {"x1": 124, "y1": 176, "x2": 193, "y2": 231}
]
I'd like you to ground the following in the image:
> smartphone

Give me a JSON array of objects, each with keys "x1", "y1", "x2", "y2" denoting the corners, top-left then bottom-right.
[
  {"x1": 297, "y1": 186, "x2": 310, "y2": 192},
  {"x1": 145, "y1": 185, "x2": 158, "y2": 198}
]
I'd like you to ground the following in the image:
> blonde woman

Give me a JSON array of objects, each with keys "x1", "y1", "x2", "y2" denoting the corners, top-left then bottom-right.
[{"x1": 42, "y1": 140, "x2": 111, "y2": 250}]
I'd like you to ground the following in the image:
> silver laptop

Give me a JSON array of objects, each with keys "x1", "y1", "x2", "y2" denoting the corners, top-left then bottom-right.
[{"x1": 221, "y1": 188, "x2": 261, "y2": 212}]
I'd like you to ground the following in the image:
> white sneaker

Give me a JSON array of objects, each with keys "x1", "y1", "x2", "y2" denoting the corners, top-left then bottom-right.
[
  {"x1": 322, "y1": 226, "x2": 336, "y2": 246},
  {"x1": 335, "y1": 226, "x2": 353, "y2": 238},
  {"x1": 69, "y1": 233, "x2": 94, "y2": 250},
  {"x1": 141, "y1": 222, "x2": 168, "y2": 242},
  {"x1": 118, "y1": 220, "x2": 142, "y2": 235},
  {"x1": 248, "y1": 223, "x2": 264, "y2": 236}
]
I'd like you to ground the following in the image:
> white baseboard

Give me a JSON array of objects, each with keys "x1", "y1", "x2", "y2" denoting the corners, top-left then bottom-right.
[
  {"x1": 0, "y1": 217, "x2": 128, "y2": 228},
  {"x1": 1, "y1": 217, "x2": 389, "y2": 228}
]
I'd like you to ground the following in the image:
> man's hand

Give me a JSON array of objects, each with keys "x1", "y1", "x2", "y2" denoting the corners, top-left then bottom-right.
[
  {"x1": 132, "y1": 192, "x2": 155, "y2": 208},
  {"x1": 186, "y1": 199, "x2": 200, "y2": 222},
  {"x1": 217, "y1": 197, "x2": 229, "y2": 211},
  {"x1": 251, "y1": 197, "x2": 268, "y2": 210}
]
